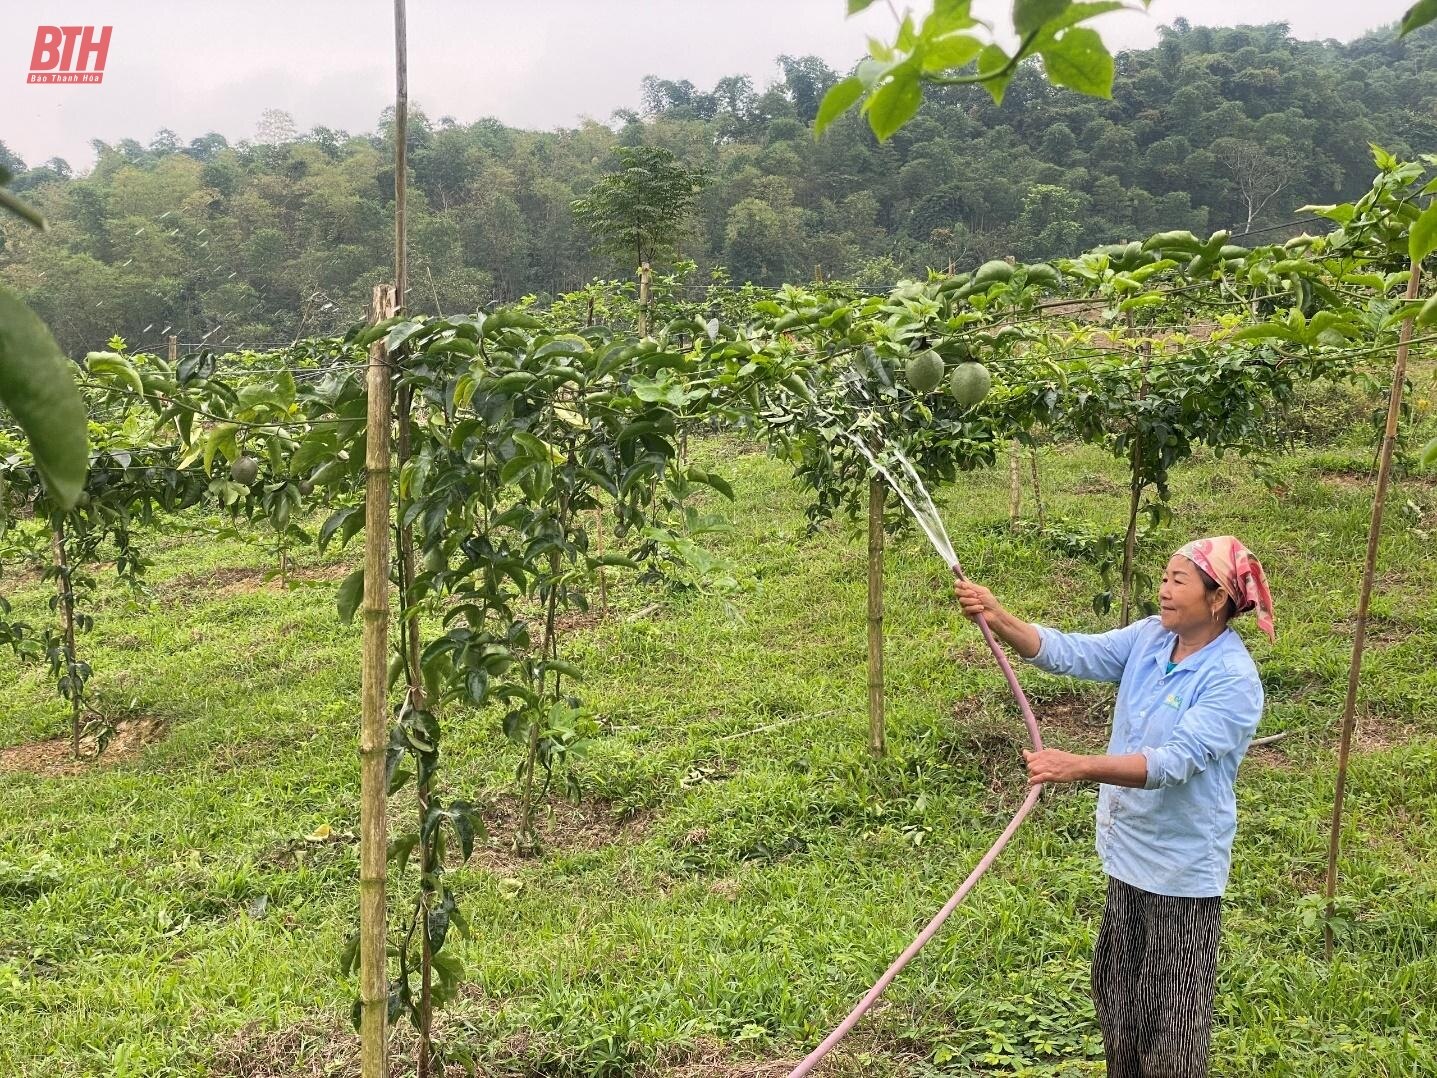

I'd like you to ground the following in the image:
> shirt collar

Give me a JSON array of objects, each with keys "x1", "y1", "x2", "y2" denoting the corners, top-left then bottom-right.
[{"x1": 1155, "y1": 624, "x2": 1231, "y2": 671}]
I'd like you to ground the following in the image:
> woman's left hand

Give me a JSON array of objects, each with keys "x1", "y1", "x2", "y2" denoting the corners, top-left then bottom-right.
[{"x1": 1023, "y1": 748, "x2": 1089, "y2": 785}]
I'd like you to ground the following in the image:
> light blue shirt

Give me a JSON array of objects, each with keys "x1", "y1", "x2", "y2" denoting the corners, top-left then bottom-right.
[{"x1": 1029, "y1": 616, "x2": 1264, "y2": 898}]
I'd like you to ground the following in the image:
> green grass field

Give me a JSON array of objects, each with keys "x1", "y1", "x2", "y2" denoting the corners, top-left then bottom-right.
[{"x1": 2, "y1": 425, "x2": 1435, "y2": 1077}]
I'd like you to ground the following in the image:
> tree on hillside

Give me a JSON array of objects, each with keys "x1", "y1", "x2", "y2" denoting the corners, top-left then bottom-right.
[
  {"x1": 570, "y1": 146, "x2": 705, "y2": 269},
  {"x1": 1213, "y1": 137, "x2": 1302, "y2": 232}
]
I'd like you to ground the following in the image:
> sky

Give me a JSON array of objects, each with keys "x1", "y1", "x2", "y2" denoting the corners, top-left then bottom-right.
[{"x1": 1, "y1": 0, "x2": 1416, "y2": 173}]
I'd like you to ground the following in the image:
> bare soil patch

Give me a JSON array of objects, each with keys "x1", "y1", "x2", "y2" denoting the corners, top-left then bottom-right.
[
  {"x1": 0, "y1": 715, "x2": 165, "y2": 778},
  {"x1": 475, "y1": 791, "x2": 650, "y2": 871},
  {"x1": 1332, "y1": 612, "x2": 1418, "y2": 647},
  {"x1": 212, "y1": 1018, "x2": 905, "y2": 1078},
  {"x1": 1072, "y1": 474, "x2": 1124, "y2": 496},
  {"x1": 160, "y1": 563, "x2": 354, "y2": 600},
  {"x1": 211, "y1": 1012, "x2": 465, "y2": 1078},
  {"x1": 1349, "y1": 703, "x2": 1419, "y2": 753}
]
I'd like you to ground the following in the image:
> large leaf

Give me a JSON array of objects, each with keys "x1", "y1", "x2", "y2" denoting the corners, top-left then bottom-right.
[
  {"x1": 1039, "y1": 27, "x2": 1114, "y2": 97},
  {"x1": 814, "y1": 76, "x2": 865, "y2": 135},
  {"x1": 920, "y1": 32, "x2": 983, "y2": 72},
  {"x1": 1400, "y1": 0, "x2": 1437, "y2": 35},
  {"x1": 864, "y1": 65, "x2": 922, "y2": 142},
  {"x1": 1410, "y1": 201, "x2": 1437, "y2": 265},
  {"x1": 1015, "y1": 0, "x2": 1071, "y2": 36},
  {"x1": 85, "y1": 352, "x2": 146, "y2": 397},
  {"x1": 336, "y1": 568, "x2": 365, "y2": 624},
  {"x1": 0, "y1": 188, "x2": 46, "y2": 230},
  {"x1": 1421, "y1": 435, "x2": 1437, "y2": 469},
  {"x1": 0, "y1": 286, "x2": 88, "y2": 508}
]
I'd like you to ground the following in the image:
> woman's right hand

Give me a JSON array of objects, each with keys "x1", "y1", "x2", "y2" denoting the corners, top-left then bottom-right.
[{"x1": 953, "y1": 580, "x2": 1002, "y2": 622}]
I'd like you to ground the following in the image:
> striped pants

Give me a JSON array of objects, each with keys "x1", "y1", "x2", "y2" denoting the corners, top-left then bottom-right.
[{"x1": 1091, "y1": 876, "x2": 1222, "y2": 1078}]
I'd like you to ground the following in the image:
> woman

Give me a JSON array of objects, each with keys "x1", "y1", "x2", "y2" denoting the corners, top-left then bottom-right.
[{"x1": 954, "y1": 536, "x2": 1274, "y2": 1078}]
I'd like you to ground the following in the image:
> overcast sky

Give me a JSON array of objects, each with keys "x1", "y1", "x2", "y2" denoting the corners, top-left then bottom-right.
[{"x1": 1, "y1": 0, "x2": 1414, "y2": 172}]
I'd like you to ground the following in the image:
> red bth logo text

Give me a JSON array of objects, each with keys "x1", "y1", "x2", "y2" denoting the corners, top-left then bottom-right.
[{"x1": 28, "y1": 26, "x2": 112, "y2": 84}]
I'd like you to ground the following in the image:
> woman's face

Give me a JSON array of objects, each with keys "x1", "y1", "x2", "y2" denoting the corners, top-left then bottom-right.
[{"x1": 1158, "y1": 555, "x2": 1226, "y2": 635}]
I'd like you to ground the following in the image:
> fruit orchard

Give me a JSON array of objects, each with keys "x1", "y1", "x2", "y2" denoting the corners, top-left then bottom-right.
[{"x1": 2, "y1": 1, "x2": 1437, "y2": 1072}]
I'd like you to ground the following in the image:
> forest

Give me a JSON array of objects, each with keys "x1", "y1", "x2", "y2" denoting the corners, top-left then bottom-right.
[{"x1": 1, "y1": 18, "x2": 1434, "y2": 355}]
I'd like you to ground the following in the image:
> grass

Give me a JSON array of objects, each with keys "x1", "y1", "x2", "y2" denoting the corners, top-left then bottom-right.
[{"x1": 1, "y1": 423, "x2": 1435, "y2": 1077}]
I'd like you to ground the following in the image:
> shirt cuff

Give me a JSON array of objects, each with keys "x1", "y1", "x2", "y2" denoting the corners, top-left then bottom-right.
[
  {"x1": 1027, "y1": 625, "x2": 1058, "y2": 672},
  {"x1": 1139, "y1": 746, "x2": 1163, "y2": 790}
]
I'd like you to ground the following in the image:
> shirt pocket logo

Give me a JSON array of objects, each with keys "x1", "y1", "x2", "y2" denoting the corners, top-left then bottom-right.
[{"x1": 1164, "y1": 691, "x2": 1183, "y2": 710}]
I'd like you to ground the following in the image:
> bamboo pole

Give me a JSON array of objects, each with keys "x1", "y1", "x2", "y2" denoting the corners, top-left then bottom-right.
[
  {"x1": 393, "y1": 0, "x2": 408, "y2": 312},
  {"x1": 1029, "y1": 444, "x2": 1045, "y2": 535},
  {"x1": 638, "y1": 262, "x2": 652, "y2": 337},
  {"x1": 1322, "y1": 259, "x2": 1422, "y2": 958},
  {"x1": 867, "y1": 475, "x2": 886, "y2": 757},
  {"x1": 389, "y1": 7, "x2": 435, "y2": 1069},
  {"x1": 1007, "y1": 441, "x2": 1022, "y2": 528},
  {"x1": 51, "y1": 521, "x2": 82, "y2": 758},
  {"x1": 359, "y1": 283, "x2": 397, "y2": 1078},
  {"x1": 1119, "y1": 334, "x2": 1150, "y2": 627}
]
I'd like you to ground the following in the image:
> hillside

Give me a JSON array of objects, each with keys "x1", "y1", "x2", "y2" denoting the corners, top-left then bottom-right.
[{"x1": 1, "y1": 19, "x2": 1434, "y2": 353}]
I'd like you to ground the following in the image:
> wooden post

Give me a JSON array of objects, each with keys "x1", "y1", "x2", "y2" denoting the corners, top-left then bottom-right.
[
  {"x1": 1007, "y1": 441, "x2": 1022, "y2": 528},
  {"x1": 1119, "y1": 332, "x2": 1150, "y2": 627},
  {"x1": 638, "y1": 262, "x2": 652, "y2": 337},
  {"x1": 167, "y1": 335, "x2": 177, "y2": 365},
  {"x1": 1029, "y1": 444, "x2": 1045, "y2": 535},
  {"x1": 1322, "y1": 260, "x2": 1422, "y2": 958},
  {"x1": 867, "y1": 476, "x2": 886, "y2": 757},
  {"x1": 359, "y1": 283, "x2": 397, "y2": 1078},
  {"x1": 393, "y1": 0, "x2": 408, "y2": 312},
  {"x1": 51, "y1": 521, "x2": 82, "y2": 758},
  {"x1": 594, "y1": 507, "x2": 608, "y2": 615}
]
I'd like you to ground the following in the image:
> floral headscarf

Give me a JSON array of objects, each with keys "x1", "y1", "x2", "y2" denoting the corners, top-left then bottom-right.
[{"x1": 1175, "y1": 535, "x2": 1275, "y2": 641}]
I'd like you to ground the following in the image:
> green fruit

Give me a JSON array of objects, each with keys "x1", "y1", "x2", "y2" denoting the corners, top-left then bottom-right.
[
  {"x1": 949, "y1": 361, "x2": 992, "y2": 408},
  {"x1": 972, "y1": 259, "x2": 1014, "y2": 289},
  {"x1": 424, "y1": 545, "x2": 447, "y2": 573},
  {"x1": 904, "y1": 350, "x2": 945, "y2": 394},
  {"x1": 230, "y1": 455, "x2": 259, "y2": 486},
  {"x1": 297, "y1": 480, "x2": 315, "y2": 496}
]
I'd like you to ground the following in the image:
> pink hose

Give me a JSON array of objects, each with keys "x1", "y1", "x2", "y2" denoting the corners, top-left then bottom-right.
[{"x1": 786, "y1": 565, "x2": 1045, "y2": 1077}]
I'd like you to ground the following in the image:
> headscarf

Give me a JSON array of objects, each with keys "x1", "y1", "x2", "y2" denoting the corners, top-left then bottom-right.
[{"x1": 1175, "y1": 535, "x2": 1275, "y2": 641}]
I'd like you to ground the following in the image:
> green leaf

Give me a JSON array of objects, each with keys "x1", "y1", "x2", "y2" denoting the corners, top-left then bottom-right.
[
  {"x1": 1015, "y1": 0, "x2": 1071, "y2": 36},
  {"x1": 1230, "y1": 324, "x2": 1295, "y2": 343},
  {"x1": 1039, "y1": 27, "x2": 1114, "y2": 98},
  {"x1": 1409, "y1": 202, "x2": 1437, "y2": 265},
  {"x1": 847, "y1": 0, "x2": 879, "y2": 11},
  {"x1": 1420, "y1": 435, "x2": 1437, "y2": 469},
  {"x1": 1031, "y1": 1, "x2": 1125, "y2": 42},
  {"x1": 1400, "y1": 0, "x2": 1437, "y2": 35},
  {"x1": 864, "y1": 65, "x2": 922, "y2": 142},
  {"x1": 920, "y1": 32, "x2": 983, "y2": 72},
  {"x1": 0, "y1": 286, "x2": 88, "y2": 508},
  {"x1": 337, "y1": 568, "x2": 365, "y2": 624},
  {"x1": 0, "y1": 188, "x2": 46, "y2": 230},
  {"x1": 975, "y1": 43, "x2": 1013, "y2": 103},
  {"x1": 814, "y1": 76, "x2": 865, "y2": 135},
  {"x1": 85, "y1": 352, "x2": 146, "y2": 397}
]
